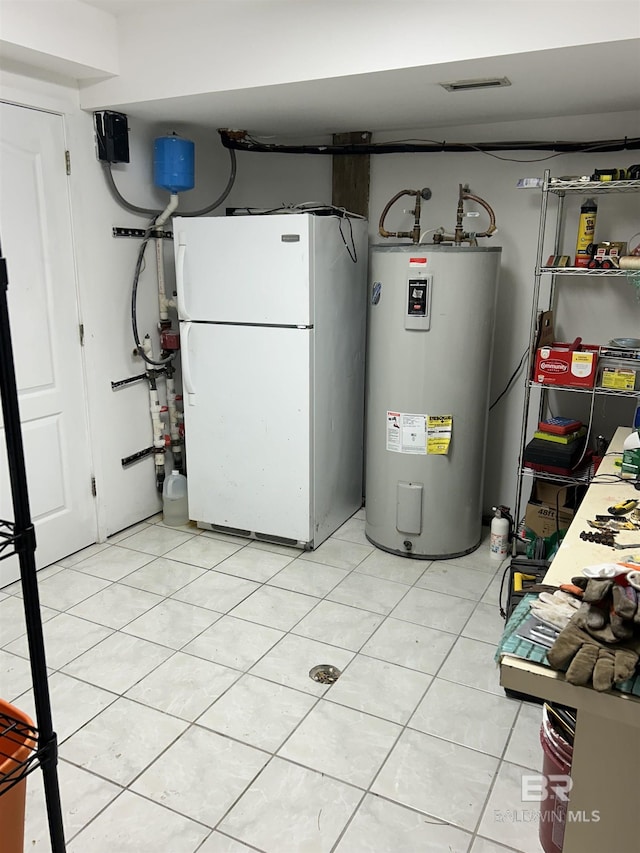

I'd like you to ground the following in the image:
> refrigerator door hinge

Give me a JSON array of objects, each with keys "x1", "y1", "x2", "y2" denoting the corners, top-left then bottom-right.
[
  {"x1": 65, "y1": 150, "x2": 71, "y2": 175},
  {"x1": 79, "y1": 323, "x2": 85, "y2": 346},
  {"x1": 91, "y1": 476, "x2": 97, "y2": 498}
]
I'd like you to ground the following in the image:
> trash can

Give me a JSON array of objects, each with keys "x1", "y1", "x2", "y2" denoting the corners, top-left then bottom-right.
[
  {"x1": 0, "y1": 698, "x2": 37, "y2": 853},
  {"x1": 539, "y1": 704, "x2": 574, "y2": 853}
]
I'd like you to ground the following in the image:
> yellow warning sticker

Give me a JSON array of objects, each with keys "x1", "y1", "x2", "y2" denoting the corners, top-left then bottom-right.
[{"x1": 427, "y1": 415, "x2": 452, "y2": 455}]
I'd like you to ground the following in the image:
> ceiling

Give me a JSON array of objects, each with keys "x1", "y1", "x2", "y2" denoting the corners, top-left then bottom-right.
[{"x1": 101, "y1": 41, "x2": 640, "y2": 137}]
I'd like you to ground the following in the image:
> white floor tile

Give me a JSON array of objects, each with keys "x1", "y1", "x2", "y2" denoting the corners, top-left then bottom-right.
[
  {"x1": 106, "y1": 520, "x2": 153, "y2": 544},
  {"x1": 132, "y1": 725, "x2": 269, "y2": 826},
  {"x1": 3, "y1": 563, "x2": 64, "y2": 596},
  {"x1": 462, "y1": 601, "x2": 506, "y2": 645},
  {"x1": 327, "y1": 572, "x2": 408, "y2": 615},
  {"x1": 61, "y1": 697, "x2": 187, "y2": 785},
  {"x1": 61, "y1": 632, "x2": 173, "y2": 694},
  {"x1": 172, "y1": 570, "x2": 259, "y2": 612},
  {"x1": 183, "y1": 615, "x2": 284, "y2": 670},
  {"x1": 116, "y1": 525, "x2": 194, "y2": 556},
  {"x1": 267, "y1": 560, "x2": 348, "y2": 597},
  {"x1": 361, "y1": 617, "x2": 456, "y2": 675},
  {"x1": 198, "y1": 834, "x2": 256, "y2": 853},
  {"x1": 214, "y1": 547, "x2": 294, "y2": 582},
  {"x1": 67, "y1": 791, "x2": 208, "y2": 853},
  {"x1": 164, "y1": 536, "x2": 243, "y2": 569},
  {"x1": 229, "y1": 584, "x2": 318, "y2": 631},
  {"x1": 121, "y1": 598, "x2": 220, "y2": 649},
  {"x1": 249, "y1": 634, "x2": 354, "y2": 696},
  {"x1": 372, "y1": 728, "x2": 498, "y2": 831},
  {"x1": 66, "y1": 544, "x2": 155, "y2": 581},
  {"x1": 32, "y1": 569, "x2": 111, "y2": 612},
  {"x1": 438, "y1": 636, "x2": 504, "y2": 696},
  {"x1": 219, "y1": 757, "x2": 362, "y2": 852},
  {"x1": 68, "y1": 583, "x2": 163, "y2": 629},
  {"x1": 4, "y1": 612, "x2": 112, "y2": 669},
  {"x1": 114, "y1": 556, "x2": 206, "y2": 597},
  {"x1": 197, "y1": 673, "x2": 316, "y2": 751},
  {"x1": 56, "y1": 542, "x2": 110, "y2": 568},
  {"x1": 292, "y1": 600, "x2": 384, "y2": 651},
  {"x1": 355, "y1": 549, "x2": 428, "y2": 585},
  {"x1": 0, "y1": 648, "x2": 35, "y2": 702},
  {"x1": 471, "y1": 837, "x2": 531, "y2": 853},
  {"x1": 334, "y1": 794, "x2": 472, "y2": 853},
  {"x1": 417, "y1": 562, "x2": 493, "y2": 600},
  {"x1": 332, "y1": 516, "x2": 369, "y2": 546},
  {"x1": 0, "y1": 596, "x2": 58, "y2": 646},
  {"x1": 25, "y1": 759, "x2": 120, "y2": 848},
  {"x1": 299, "y1": 537, "x2": 373, "y2": 570},
  {"x1": 15, "y1": 671, "x2": 117, "y2": 743},
  {"x1": 278, "y1": 700, "x2": 400, "y2": 788},
  {"x1": 125, "y1": 652, "x2": 240, "y2": 721},
  {"x1": 391, "y1": 587, "x2": 476, "y2": 633},
  {"x1": 409, "y1": 678, "x2": 520, "y2": 757},
  {"x1": 327, "y1": 654, "x2": 431, "y2": 724},
  {"x1": 477, "y1": 760, "x2": 544, "y2": 852},
  {"x1": 503, "y1": 702, "x2": 544, "y2": 771}
]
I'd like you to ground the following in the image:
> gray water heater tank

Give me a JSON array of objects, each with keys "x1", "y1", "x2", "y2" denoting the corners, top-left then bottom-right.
[{"x1": 365, "y1": 243, "x2": 501, "y2": 559}]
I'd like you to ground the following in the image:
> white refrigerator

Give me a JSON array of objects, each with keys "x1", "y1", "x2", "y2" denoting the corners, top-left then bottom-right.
[{"x1": 174, "y1": 213, "x2": 368, "y2": 549}]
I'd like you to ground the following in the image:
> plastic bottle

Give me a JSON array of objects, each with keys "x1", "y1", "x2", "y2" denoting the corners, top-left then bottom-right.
[
  {"x1": 490, "y1": 507, "x2": 510, "y2": 561},
  {"x1": 162, "y1": 470, "x2": 189, "y2": 526},
  {"x1": 574, "y1": 198, "x2": 597, "y2": 267}
]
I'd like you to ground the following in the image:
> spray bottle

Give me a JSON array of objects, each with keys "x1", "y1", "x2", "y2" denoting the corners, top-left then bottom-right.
[
  {"x1": 574, "y1": 198, "x2": 597, "y2": 267},
  {"x1": 490, "y1": 506, "x2": 511, "y2": 561}
]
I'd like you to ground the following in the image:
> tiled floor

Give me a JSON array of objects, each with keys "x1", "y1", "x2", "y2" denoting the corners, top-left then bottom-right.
[{"x1": 0, "y1": 511, "x2": 546, "y2": 853}]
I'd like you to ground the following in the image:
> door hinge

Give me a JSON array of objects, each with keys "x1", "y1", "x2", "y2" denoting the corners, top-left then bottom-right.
[
  {"x1": 79, "y1": 323, "x2": 85, "y2": 346},
  {"x1": 91, "y1": 476, "x2": 97, "y2": 498},
  {"x1": 65, "y1": 150, "x2": 71, "y2": 175}
]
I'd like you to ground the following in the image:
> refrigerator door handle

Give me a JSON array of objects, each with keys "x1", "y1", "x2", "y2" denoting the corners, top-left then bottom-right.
[
  {"x1": 180, "y1": 321, "x2": 196, "y2": 405},
  {"x1": 175, "y1": 233, "x2": 191, "y2": 321}
]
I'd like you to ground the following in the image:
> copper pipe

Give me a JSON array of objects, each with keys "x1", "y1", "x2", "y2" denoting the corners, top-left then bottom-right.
[{"x1": 378, "y1": 189, "x2": 422, "y2": 243}]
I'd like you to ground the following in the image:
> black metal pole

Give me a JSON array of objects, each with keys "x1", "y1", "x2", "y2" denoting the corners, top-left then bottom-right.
[{"x1": 0, "y1": 243, "x2": 66, "y2": 851}]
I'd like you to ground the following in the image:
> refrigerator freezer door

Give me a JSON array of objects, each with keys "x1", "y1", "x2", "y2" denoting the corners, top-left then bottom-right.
[
  {"x1": 183, "y1": 321, "x2": 312, "y2": 543},
  {"x1": 174, "y1": 214, "x2": 313, "y2": 326}
]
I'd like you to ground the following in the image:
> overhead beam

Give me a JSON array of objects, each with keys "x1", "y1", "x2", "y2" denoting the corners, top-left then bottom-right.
[{"x1": 332, "y1": 131, "x2": 371, "y2": 218}]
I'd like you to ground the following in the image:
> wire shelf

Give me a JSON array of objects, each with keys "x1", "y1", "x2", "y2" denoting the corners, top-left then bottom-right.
[
  {"x1": 527, "y1": 381, "x2": 640, "y2": 398},
  {"x1": 519, "y1": 463, "x2": 598, "y2": 486},
  {"x1": 0, "y1": 711, "x2": 39, "y2": 796},
  {"x1": 539, "y1": 266, "x2": 637, "y2": 277},
  {"x1": 0, "y1": 518, "x2": 18, "y2": 562},
  {"x1": 547, "y1": 179, "x2": 640, "y2": 194}
]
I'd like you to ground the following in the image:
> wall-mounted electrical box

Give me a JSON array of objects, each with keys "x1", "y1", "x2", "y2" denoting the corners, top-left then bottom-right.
[{"x1": 94, "y1": 111, "x2": 130, "y2": 163}]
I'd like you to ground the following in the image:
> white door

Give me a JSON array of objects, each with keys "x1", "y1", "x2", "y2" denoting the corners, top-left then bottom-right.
[
  {"x1": 0, "y1": 102, "x2": 97, "y2": 587},
  {"x1": 182, "y1": 321, "x2": 312, "y2": 542}
]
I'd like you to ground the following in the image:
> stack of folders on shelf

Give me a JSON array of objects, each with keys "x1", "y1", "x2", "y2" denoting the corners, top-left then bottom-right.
[{"x1": 524, "y1": 418, "x2": 587, "y2": 476}]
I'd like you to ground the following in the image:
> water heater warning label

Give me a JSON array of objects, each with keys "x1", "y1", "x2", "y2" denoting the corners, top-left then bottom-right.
[
  {"x1": 386, "y1": 412, "x2": 427, "y2": 454},
  {"x1": 386, "y1": 412, "x2": 452, "y2": 454}
]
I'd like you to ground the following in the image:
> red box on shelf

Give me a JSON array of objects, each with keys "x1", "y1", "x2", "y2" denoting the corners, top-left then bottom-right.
[{"x1": 533, "y1": 340, "x2": 599, "y2": 388}]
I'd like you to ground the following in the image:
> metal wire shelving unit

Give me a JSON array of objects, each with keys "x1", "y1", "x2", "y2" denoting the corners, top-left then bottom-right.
[
  {"x1": 0, "y1": 242, "x2": 66, "y2": 851},
  {"x1": 513, "y1": 171, "x2": 640, "y2": 543}
]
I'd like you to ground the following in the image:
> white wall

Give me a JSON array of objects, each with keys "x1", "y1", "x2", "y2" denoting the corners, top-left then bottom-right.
[
  {"x1": 77, "y1": 0, "x2": 640, "y2": 109},
  {"x1": 0, "y1": 66, "x2": 332, "y2": 538},
  {"x1": 370, "y1": 110, "x2": 640, "y2": 516},
  {"x1": 2, "y1": 57, "x2": 639, "y2": 541}
]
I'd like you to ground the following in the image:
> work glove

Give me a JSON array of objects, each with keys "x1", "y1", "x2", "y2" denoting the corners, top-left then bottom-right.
[
  {"x1": 571, "y1": 577, "x2": 639, "y2": 640},
  {"x1": 547, "y1": 616, "x2": 640, "y2": 691}
]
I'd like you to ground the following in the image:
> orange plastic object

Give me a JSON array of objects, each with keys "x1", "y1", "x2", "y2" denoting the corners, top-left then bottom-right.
[{"x1": 0, "y1": 698, "x2": 36, "y2": 853}]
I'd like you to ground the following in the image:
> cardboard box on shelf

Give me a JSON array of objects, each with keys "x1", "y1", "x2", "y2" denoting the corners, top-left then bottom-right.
[
  {"x1": 534, "y1": 341, "x2": 599, "y2": 387},
  {"x1": 524, "y1": 481, "x2": 577, "y2": 538}
]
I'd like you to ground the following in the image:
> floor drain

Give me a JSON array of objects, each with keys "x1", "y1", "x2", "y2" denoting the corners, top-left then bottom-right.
[{"x1": 309, "y1": 664, "x2": 341, "y2": 685}]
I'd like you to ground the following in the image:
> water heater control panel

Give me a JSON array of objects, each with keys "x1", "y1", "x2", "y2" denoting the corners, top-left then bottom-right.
[{"x1": 405, "y1": 273, "x2": 432, "y2": 331}]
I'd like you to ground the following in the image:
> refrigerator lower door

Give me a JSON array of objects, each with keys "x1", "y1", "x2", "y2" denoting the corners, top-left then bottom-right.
[{"x1": 182, "y1": 321, "x2": 312, "y2": 544}]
